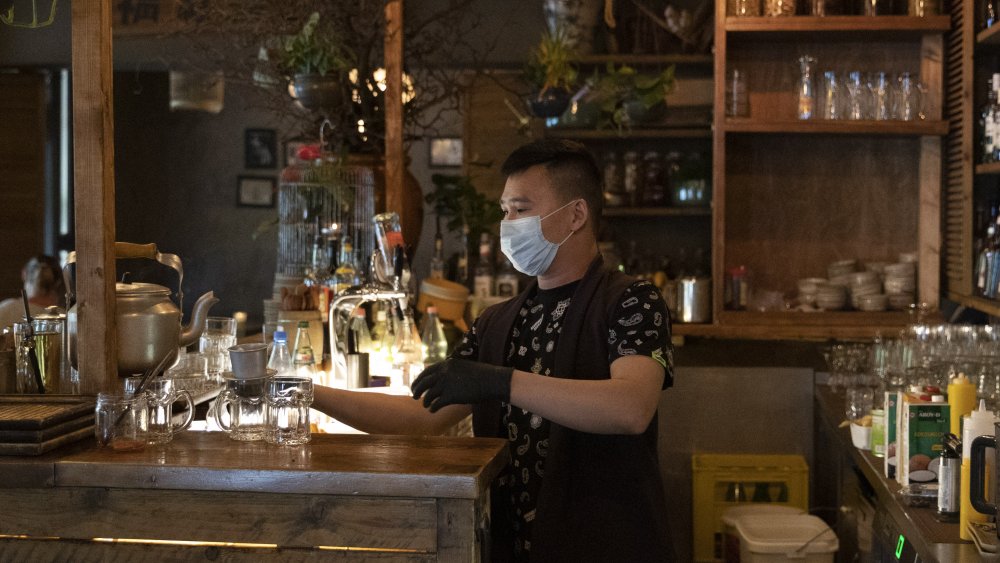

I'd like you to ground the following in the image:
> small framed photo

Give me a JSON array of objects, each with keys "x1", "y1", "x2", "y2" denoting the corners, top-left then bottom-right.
[
  {"x1": 429, "y1": 137, "x2": 463, "y2": 167},
  {"x1": 237, "y1": 176, "x2": 276, "y2": 208},
  {"x1": 245, "y1": 128, "x2": 278, "y2": 169},
  {"x1": 284, "y1": 137, "x2": 313, "y2": 167}
]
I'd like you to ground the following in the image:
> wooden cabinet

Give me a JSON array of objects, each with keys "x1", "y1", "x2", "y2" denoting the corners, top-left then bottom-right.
[
  {"x1": 943, "y1": 1, "x2": 1000, "y2": 317},
  {"x1": 708, "y1": 8, "x2": 948, "y2": 339}
]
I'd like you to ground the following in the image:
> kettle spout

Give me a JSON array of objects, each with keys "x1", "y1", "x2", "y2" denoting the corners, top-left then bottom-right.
[{"x1": 178, "y1": 291, "x2": 220, "y2": 348}]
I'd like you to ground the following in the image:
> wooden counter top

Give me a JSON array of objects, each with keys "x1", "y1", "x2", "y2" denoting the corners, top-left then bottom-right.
[
  {"x1": 52, "y1": 431, "x2": 508, "y2": 499},
  {"x1": 0, "y1": 431, "x2": 509, "y2": 561}
]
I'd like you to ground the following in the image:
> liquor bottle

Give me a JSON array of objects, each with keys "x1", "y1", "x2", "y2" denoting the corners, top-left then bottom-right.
[
  {"x1": 292, "y1": 321, "x2": 316, "y2": 375},
  {"x1": 473, "y1": 232, "x2": 495, "y2": 298},
  {"x1": 981, "y1": 75, "x2": 1000, "y2": 163},
  {"x1": 421, "y1": 306, "x2": 448, "y2": 366},
  {"x1": 457, "y1": 224, "x2": 470, "y2": 287},
  {"x1": 391, "y1": 312, "x2": 423, "y2": 386},
  {"x1": 987, "y1": 0, "x2": 998, "y2": 29},
  {"x1": 495, "y1": 253, "x2": 520, "y2": 298},
  {"x1": 334, "y1": 235, "x2": 360, "y2": 295},
  {"x1": 267, "y1": 325, "x2": 295, "y2": 376},
  {"x1": 429, "y1": 231, "x2": 446, "y2": 280}
]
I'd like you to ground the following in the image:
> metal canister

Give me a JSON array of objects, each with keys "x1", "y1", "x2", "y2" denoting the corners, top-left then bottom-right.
[
  {"x1": 938, "y1": 433, "x2": 961, "y2": 517},
  {"x1": 677, "y1": 277, "x2": 711, "y2": 323}
]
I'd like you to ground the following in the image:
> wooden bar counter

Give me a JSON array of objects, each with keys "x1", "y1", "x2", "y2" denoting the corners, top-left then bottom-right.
[{"x1": 0, "y1": 431, "x2": 508, "y2": 561}]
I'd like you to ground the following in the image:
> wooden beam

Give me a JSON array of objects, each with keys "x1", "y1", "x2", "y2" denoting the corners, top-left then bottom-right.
[
  {"x1": 384, "y1": 0, "x2": 404, "y2": 231},
  {"x1": 71, "y1": 0, "x2": 118, "y2": 394}
]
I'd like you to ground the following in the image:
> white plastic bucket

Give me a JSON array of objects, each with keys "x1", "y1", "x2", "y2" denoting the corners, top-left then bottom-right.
[
  {"x1": 721, "y1": 505, "x2": 805, "y2": 563},
  {"x1": 735, "y1": 514, "x2": 838, "y2": 563}
]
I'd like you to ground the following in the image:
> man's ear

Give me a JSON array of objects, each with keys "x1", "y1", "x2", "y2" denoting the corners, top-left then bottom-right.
[{"x1": 570, "y1": 199, "x2": 589, "y2": 232}]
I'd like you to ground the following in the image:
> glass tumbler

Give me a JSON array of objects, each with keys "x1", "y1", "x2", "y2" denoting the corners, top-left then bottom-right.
[
  {"x1": 894, "y1": 72, "x2": 923, "y2": 121},
  {"x1": 869, "y1": 72, "x2": 892, "y2": 121},
  {"x1": 95, "y1": 393, "x2": 149, "y2": 452},
  {"x1": 845, "y1": 71, "x2": 871, "y2": 120},
  {"x1": 199, "y1": 316, "x2": 237, "y2": 378},
  {"x1": 730, "y1": 0, "x2": 762, "y2": 16}
]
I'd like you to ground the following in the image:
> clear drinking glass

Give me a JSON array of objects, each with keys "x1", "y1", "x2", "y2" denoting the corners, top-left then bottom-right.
[
  {"x1": 213, "y1": 375, "x2": 267, "y2": 441},
  {"x1": 845, "y1": 71, "x2": 871, "y2": 120},
  {"x1": 821, "y1": 71, "x2": 843, "y2": 120},
  {"x1": 894, "y1": 72, "x2": 923, "y2": 121},
  {"x1": 199, "y1": 316, "x2": 237, "y2": 377},
  {"x1": 13, "y1": 318, "x2": 65, "y2": 394},
  {"x1": 731, "y1": 0, "x2": 762, "y2": 16},
  {"x1": 95, "y1": 393, "x2": 148, "y2": 452},
  {"x1": 869, "y1": 71, "x2": 892, "y2": 121},
  {"x1": 798, "y1": 56, "x2": 817, "y2": 120}
]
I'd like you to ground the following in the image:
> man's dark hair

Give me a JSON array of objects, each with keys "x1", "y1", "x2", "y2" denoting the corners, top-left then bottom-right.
[{"x1": 500, "y1": 139, "x2": 603, "y2": 234}]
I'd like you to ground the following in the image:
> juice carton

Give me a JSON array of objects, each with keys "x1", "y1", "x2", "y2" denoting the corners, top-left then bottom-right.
[{"x1": 897, "y1": 391, "x2": 950, "y2": 486}]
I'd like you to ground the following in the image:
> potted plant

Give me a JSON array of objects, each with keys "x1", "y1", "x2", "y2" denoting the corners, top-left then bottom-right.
[
  {"x1": 277, "y1": 12, "x2": 354, "y2": 112},
  {"x1": 524, "y1": 27, "x2": 579, "y2": 118},
  {"x1": 589, "y1": 63, "x2": 677, "y2": 132}
]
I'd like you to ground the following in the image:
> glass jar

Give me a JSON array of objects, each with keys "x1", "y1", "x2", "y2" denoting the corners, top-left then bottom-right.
[
  {"x1": 764, "y1": 0, "x2": 797, "y2": 16},
  {"x1": 908, "y1": 0, "x2": 938, "y2": 15},
  {"x1": 671, "y1": 153, "x2": 710, "y2": 207},
  {"x1": 602, "y1": 151, "x2": 625, "y2": 207},
  {"x1": 729, "y1": 0, "x2": 762, "y2": 16},
  {"x1": 622, "y1": 151, "x2": 641, "y2": 207},
  {"x1": 640, "y1": 151, "x2": 668, "y2": 206},
  {"x1": 726, "y1": 69, "x2": 750, "y2": 117}
]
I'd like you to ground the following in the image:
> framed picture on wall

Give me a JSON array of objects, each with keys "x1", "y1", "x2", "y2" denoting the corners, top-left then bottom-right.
[
  {"x1": 237, "y1": 176, "x2": 276, "y2": 208},
  {"x1": 429, "y1": 137, "x2": 463, "y2": 167},
  {"x1": 245, "y1": 128, "x2": 278, "y2": 169}
]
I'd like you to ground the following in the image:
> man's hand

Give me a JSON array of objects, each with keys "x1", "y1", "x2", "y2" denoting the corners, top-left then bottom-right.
[{"x1": 411, "y1": 358, "x2": 513, "y2": 413}]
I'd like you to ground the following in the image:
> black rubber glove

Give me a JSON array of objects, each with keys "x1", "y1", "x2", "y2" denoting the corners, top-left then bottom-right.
[{"x1": 411, "y1": 358, "x2": 513, "y2": 413}]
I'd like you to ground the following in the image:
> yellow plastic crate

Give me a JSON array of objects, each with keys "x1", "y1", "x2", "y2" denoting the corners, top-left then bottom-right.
[{"x1": 692, "y1": 454, "x2": 809, "y2": 563}]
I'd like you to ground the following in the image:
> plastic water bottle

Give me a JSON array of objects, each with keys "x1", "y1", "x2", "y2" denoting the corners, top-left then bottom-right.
[
  {"x1": 421, "y1": 306, "x2": 448, "y2": 367},
  {"x1": 267, "y1": 325, "x2": 294, "y2": 376}
]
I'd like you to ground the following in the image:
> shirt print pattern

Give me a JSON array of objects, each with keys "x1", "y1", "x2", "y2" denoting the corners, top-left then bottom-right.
[{"x1": 447, "y1": 279, "x2": 672, "y2": 562}]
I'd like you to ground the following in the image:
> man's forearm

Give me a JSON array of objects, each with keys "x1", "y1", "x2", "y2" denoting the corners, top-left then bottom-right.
[{"x1": 312, "y1": 386, "x2": 469, "y2": 436}]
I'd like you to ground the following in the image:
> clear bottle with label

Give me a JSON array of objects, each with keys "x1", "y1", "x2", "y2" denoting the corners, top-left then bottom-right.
[
  {"x1": 797, "y1": 55, "x2": 817, "y2": 120},
  {"x1": 334, "y1": 235, "x2": 360, "y2": 295},
  {"x1": 421, "y1": 306, "x2": 449, "y2": 366},
  {"x1": 429, "y1": 232, "x2": 446, "y2": 280},
  {"x1": 457, "y1": 224, "x2": 470, "y2": 288},
  {"x1": 473, "y1": 232, "x2": 495, "y2": 298},
  {"x1": 292, "y1": 321, "x2": 316, "y2": 375}
]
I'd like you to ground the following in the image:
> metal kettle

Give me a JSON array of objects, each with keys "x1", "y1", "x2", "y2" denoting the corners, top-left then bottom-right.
[{"x1": 64, "y1": 243, "x2": 219, "y2": 376}]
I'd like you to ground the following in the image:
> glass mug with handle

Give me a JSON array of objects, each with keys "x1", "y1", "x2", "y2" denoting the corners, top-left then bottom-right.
[
  {"x1": 143, "y1": 378, "x2": 194, "y2": 445},
  {"x1": 213, "y1": 375, "x2": 268, "y2": 441},
  {"x1": 265, "y1": 375, "x2": 314, "y2": 445},
  {"x1": 95, "y1": 393, "x2": 149, "y2": 452}
]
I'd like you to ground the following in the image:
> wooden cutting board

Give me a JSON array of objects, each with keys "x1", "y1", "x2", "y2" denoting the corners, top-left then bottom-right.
[
  {"x1": 0, "y1": 425, "x2": 92, "y2": 455},
  {"x1": 0, "y1": 395, "x2": 96, "y2": 430},
  {"x1": 0, "y1": 414, "x2": 93, "y2": 443}
]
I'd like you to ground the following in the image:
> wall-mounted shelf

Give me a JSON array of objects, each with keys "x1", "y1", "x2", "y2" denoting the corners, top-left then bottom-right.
[
  {"x1": 724, "y1": 119, "x2": 949, "y2": 136},
  {"x1": 974, "y1": 161, "x2": 1000, "y2": 175},
  {"x1": 545, "y1": 126, "x2": 712, "y2": 140},
  {"x1": 976, "y1": 23, "x2": 1000, "y2": 46},
  {"x1": 575, "y1": 54, "x2": 713, "y2": 66},
  {"x1": 949, "y1": 292, "x2": 1000, "y2": 318},
  {"x1": 725, "y1": 15, "x2": 951, "y2": 35},
  {"x1": 604, "y1": 207, "x2": 711, "y2": 218}
]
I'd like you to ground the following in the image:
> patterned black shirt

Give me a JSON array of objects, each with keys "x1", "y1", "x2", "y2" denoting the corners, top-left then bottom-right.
[{"x1": 452, "y1": 279, "x2": 672, "y2": 561}]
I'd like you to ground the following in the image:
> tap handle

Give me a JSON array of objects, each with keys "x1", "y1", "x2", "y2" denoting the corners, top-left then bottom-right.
[{"x1": 393, "y1": 245, "x2": 405, "y2": 279}]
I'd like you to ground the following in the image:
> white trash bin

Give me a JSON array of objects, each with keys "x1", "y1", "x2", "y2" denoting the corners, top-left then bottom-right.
[
  {"x1": 735, "y1": 514, "x2": 838, "y2": 563},
  {"x1": 721, "y1": 505, "x2": 805, "y2": 563}
]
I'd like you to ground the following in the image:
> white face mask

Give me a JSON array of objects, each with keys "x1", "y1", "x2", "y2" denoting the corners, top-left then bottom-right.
[{"x1": 500, "y1": 199, "x2": 580, "y2": 277}]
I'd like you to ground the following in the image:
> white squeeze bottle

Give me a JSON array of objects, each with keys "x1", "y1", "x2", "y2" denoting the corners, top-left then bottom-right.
[{"x1": 960, "y1": 400, "x2": 999, "y2": 540}]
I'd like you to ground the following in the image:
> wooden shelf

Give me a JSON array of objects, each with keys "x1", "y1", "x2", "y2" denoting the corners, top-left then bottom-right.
[
  {"x1": 949, "y1": 292, "x2": 1000, "y2": 317},
  {"x1": 725, "y1": 15, "x2": 951, "y2": 34},
  {"x1": 976, "y1": 23, "x2": 1000, "y2": 46},
  {"x1": 669, "y1": 310, "x2": 925, "y2": 340},
  {"x1": 545, "y1": 126, "x2": 712, "y2": 139},
  {"x1": 723, "y1": 119, "x2": 949, "y2": 135},
  {"x1": 975, "y1": 161, "x2": 1000, "y2": 175},
  {"x1": 603, "y1": 207, "x2": 711, "y2": 218},
  {"x1": 574, "y1": 54, "x2": 713, "y2": 66}
]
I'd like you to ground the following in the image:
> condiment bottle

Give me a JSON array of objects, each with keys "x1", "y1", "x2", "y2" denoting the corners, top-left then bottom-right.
[
  {"x1": 960, "y1": 400, "x2": 998, "y2": 540},
  {"x1": 947, "y1": 372, "x2": 977, "y2": 436}
]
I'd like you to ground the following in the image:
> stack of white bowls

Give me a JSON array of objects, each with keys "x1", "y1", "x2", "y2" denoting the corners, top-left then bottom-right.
[
  {"x1": 884, "y1": 260, "x2": 916, "y2": 310},
  {"x1": 797, "y1": 277, "x2": 827, "y2": 306},
  {"x1": 847, "y1": 271, "x2": 883, "y2": 310},
  {"x1": 827, "y1": 259, "x2": 858, "y2": 280},
  {"x1": 815, "y1": 282, "x2": 848, "y2": 310}
]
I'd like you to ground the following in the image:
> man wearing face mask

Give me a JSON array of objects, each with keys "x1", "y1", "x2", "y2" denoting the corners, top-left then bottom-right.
[{"x1": 313, "y1": 139, "x2": 673, "y2": 562}]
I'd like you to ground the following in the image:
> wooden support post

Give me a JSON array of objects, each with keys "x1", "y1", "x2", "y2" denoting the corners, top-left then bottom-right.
[
  {"x1": 384, "y1": 0, "x2": 405, "y2": 224},
  {"x1": 71, "y1": 0, "x2": 118, "y2": 394}
]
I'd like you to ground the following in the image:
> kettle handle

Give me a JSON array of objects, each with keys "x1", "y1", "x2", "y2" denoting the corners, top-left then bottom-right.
[
  {"x1": 970, "y1": 435, "x2": 998, "y2": 516},
  {"x1": 63, "y1": 242, "x2": 186, "y2": 313}
]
